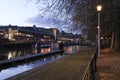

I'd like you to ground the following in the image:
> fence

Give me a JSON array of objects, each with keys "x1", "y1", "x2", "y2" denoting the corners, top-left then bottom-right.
[{"x1": 82, "y1": 49, "x2": 97, "y2": 80}]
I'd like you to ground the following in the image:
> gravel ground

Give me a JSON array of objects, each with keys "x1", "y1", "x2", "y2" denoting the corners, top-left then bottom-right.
[{"x1": 95, "y1": 48, "x2": 120, "y2": 80}]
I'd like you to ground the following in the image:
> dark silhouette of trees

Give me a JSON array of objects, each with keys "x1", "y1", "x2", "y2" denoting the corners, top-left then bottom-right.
[{"x1": 34, "y1": 0, "x2": 120, "y2": 51}]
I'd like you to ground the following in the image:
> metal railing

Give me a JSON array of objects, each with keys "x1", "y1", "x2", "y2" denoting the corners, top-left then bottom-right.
[{"x1": 82, "y1": 49, "x2": 97, "y2": 80}]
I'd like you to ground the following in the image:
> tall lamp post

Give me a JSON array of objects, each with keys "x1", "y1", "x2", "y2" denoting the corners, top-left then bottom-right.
[{"x1": 97, "y1": 5, "x2": 102, "y2": 58}]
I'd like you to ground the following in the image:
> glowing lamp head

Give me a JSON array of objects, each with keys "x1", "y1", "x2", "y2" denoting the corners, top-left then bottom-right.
[{"x1": 97, "y1": 5, "x2": 102, "y2": 11}]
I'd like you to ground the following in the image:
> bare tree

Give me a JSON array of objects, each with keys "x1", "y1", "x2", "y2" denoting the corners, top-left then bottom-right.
[{"x1": 32, "y1": 0, "x2": 120, "y2": 50}]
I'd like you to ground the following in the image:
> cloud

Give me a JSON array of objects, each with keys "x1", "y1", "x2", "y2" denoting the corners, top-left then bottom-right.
[{"x1": 26, "y1": 14, "x2": 65, "y2": 28}]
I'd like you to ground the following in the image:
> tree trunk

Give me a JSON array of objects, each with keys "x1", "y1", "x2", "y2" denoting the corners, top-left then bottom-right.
[
  {"x1": 114, "y1": 27, "x2": 119, "y2": 51},
  {"x1": 110, "y1": 32, "x2": 114, "y2": 49}
]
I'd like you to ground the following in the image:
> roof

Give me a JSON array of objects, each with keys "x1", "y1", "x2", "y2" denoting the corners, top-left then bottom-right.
[{"x1": 0, "y1": 25, "x2": 54, "y2": 37}]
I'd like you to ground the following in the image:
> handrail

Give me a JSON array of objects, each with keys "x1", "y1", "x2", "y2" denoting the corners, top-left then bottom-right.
[{"x1": 82, "y1": 49, "x2": 97, "y2": 80}]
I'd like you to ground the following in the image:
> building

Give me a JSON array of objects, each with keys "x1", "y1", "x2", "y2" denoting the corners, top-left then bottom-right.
[
  {"x1": 0, "y1": 25, "x2": 54, "y2": 44},
  {"x1": 0, "y1": 25, "x2": 82, "y2": 45}
]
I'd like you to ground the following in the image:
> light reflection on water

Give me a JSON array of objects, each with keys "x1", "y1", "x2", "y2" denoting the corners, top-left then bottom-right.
[
  {"x1": 0, "y1": 54, "x2": 64, "y2": 80},
  {"x1": 64, "y1": 45, "x2": 81, "y2": 54},
  {"x1": 0, "y1": 47, "x2": 51, "y2": 60},
  {"x1": 0, "y1": 46, "x2": 80, "y2": 61},
  {"x1": 0, "y1": 45, "x2": 81, "y2": 80}
]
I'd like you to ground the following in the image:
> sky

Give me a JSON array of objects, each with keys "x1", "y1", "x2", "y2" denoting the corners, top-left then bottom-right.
[{"x1": 0, "y1": 0, "x2": 59, "y2": 28}]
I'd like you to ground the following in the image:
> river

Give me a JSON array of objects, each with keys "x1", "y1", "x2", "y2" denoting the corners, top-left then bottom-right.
[{"x1": 0, "y1": 45, "x2": 81, "y2": 80}]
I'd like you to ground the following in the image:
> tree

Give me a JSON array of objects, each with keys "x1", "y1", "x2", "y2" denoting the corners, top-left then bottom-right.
[{"x1": 34, "y1": 0, "x2": 120, "y2": 51}]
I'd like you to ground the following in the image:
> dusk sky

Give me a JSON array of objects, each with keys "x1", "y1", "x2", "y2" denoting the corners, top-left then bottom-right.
[{"x1": 0, "y1": 0, "x2": 60, "y2": 28}]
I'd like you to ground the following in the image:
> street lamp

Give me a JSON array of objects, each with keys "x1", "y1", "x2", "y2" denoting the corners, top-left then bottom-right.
[{"x1": 97, "y1": 5, "x2": 102, "y2": 58}]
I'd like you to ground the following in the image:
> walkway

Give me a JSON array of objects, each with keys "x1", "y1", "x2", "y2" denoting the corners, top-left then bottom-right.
[
  {"x1": 95, "y1": 48, "x2": 120, "y2": 80},
  {"x1": 5, "y1": 47, "x2": 95, "y2": 80}
]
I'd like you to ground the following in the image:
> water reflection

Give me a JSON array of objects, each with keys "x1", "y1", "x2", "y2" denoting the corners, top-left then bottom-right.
[
  {"x1": 64, "y1": 45, "x2": 81, "y2": 54},
  {"x1": 0, "y1": 45, "x2": 81, "y2": 80},
  {"x1": 41, "y1": 48, "x2": 51, "y2": 54},
  {"x1": 0, "y1": 45, "x2": 81, "y2": 61},
  {"x1": 0, "y1": 47, "x2": 51, "y2": 61},
  {"x1": 0, "y1": 53, "x2": 64, "y2": 80}
]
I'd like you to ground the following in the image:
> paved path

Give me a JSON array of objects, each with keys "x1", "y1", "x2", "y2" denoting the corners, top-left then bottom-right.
[{"x1": 95, "y1": 48, "x2": 120, "y2": 80}]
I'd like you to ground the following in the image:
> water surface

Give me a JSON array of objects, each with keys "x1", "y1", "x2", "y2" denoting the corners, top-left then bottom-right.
[{"x1": 0, "y1": 45, "x2": 81, "y2": 80}]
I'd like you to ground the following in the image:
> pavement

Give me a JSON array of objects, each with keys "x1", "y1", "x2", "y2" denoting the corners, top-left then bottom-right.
[{"x1": 95, "y1": 48, "x2": 120, "y2": 80}]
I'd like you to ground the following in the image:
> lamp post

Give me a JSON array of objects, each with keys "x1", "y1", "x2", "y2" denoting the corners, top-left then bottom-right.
[{"x1": 97, "y1": 5, "x2": 102, "y2": 58}]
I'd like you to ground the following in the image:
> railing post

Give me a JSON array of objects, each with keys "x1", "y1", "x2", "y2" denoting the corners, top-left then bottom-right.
[
  {"x1": 94, "y1": 51, "x2": 97, "y2": 72},
  {"x1": 90, "y1": 59, "x2": 94, "y2": 80}
]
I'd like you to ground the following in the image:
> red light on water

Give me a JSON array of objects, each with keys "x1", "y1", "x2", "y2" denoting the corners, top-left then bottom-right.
[{"x1": 41, "y1": 48, "x2": 51, "y2": 54}]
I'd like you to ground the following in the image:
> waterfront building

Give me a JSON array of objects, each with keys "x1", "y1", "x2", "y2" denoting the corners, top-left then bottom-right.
[
  {"x1": 0, "y1": 25, "x2": 54, "y2": 44},
  {"x1": 0, "y1": 25, "x2": 82, "y2": 45}
]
